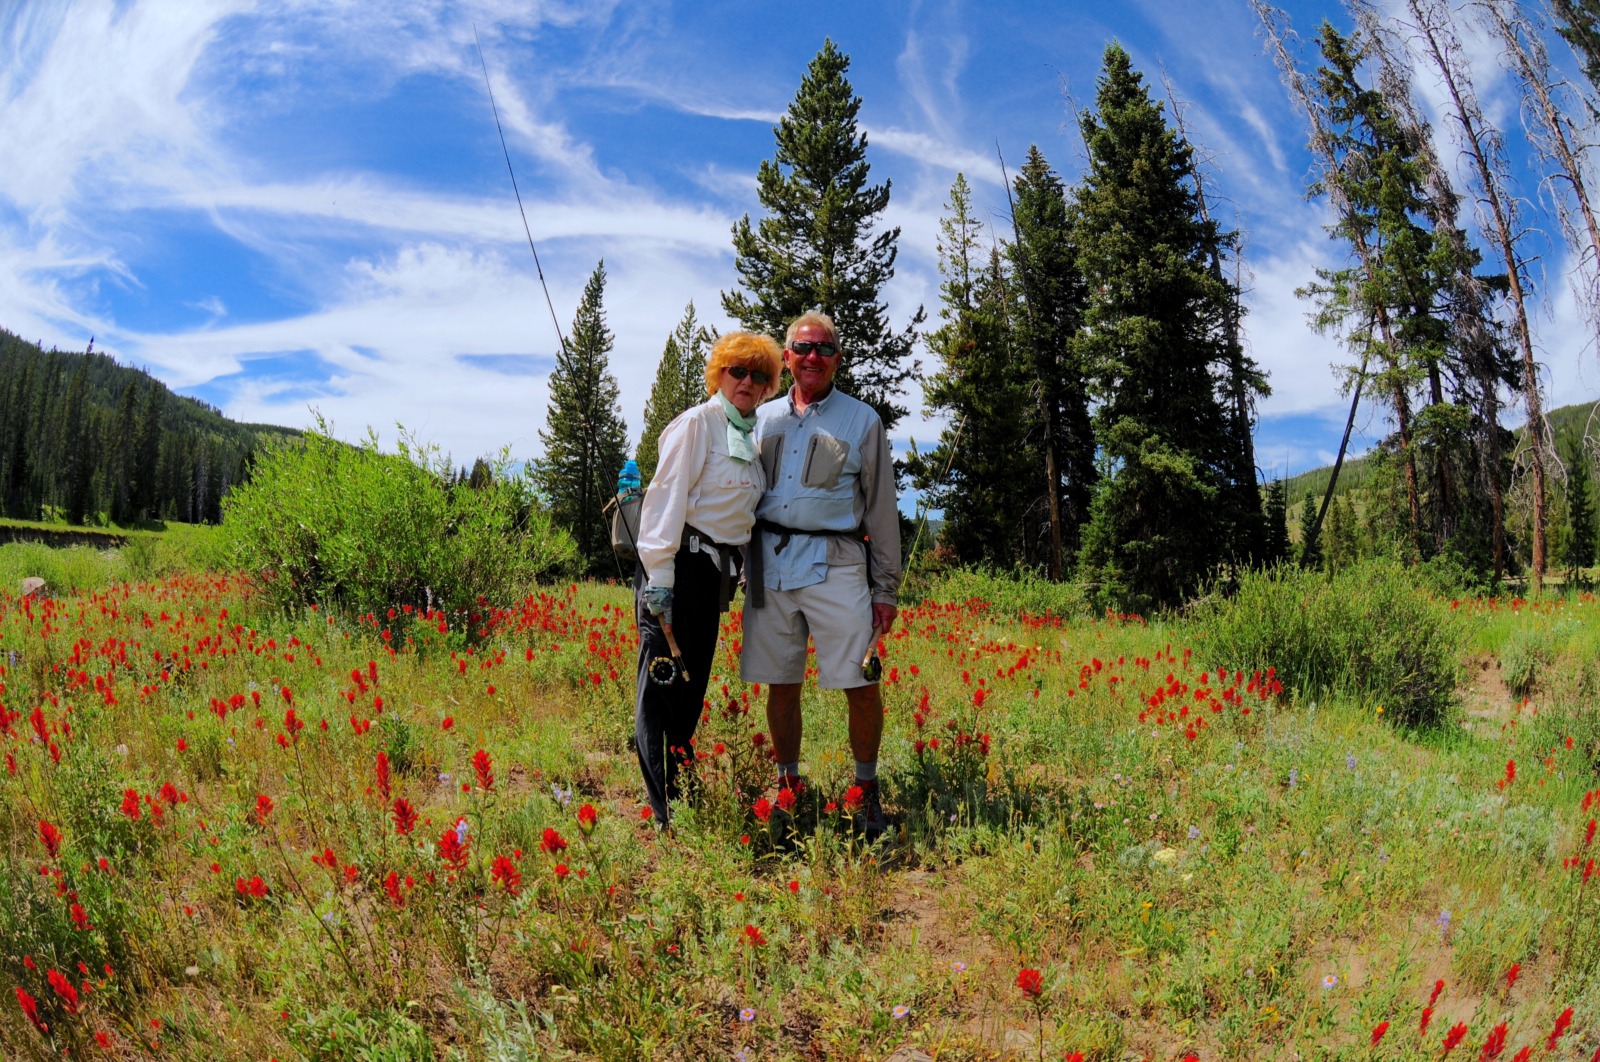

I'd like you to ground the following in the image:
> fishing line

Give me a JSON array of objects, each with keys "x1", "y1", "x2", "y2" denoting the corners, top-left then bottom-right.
[{"x1": 473, "y1": 25, "x2": 571, "y2": 362}]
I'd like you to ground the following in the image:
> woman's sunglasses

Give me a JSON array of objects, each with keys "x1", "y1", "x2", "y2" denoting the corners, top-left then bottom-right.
[{"x1": 727, "y1": 365, "x2": 772, "y2": 385}]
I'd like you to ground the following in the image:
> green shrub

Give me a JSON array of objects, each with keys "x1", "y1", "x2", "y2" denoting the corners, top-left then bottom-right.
[
  {"x1": 1201, "y1": 558, "x2": 1463, "y2": 728},
  {"x1": 221, "y1": 421, "x2": 577, "y2": 615}
]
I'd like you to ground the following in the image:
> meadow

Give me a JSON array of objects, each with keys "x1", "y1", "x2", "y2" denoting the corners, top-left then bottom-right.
[{"x1": 3, "y1": 542, "x2": 1600, "y2": 1061}]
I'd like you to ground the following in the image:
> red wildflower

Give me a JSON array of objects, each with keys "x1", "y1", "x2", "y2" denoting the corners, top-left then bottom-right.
[
  {"x1": 119, "y1": 788, "x2": 141, "y2": 821},
  {"x1": 553, "y1": 862, "x2": 570, "y2": 880},
  {"x1": 743, "y1": 924, "x2": 766, "y2": 946},
  {"x1": 1479, "y1": 1021, "x2": 1508, "y2": 1060},
  {"x1": 38, "y1": 820, "x2": 61, "y2": 860},
  {"x1": 491, "y1": 854, "x2": 521, "y2": 895},
  {"x1": 15, "y1": 986, "x2": 45, "y2": 1034},
  {"x1": 776, "y1": 786, "x2": 797, "y2": 812},
  {"x1": 70, "y1": 903, "x2": 92, "y2": 930},
  {"x1": 540, "y1": 827, "x2": 568, "y2": 855},
  {"x1": 235, "y1": 875, "x2": 268, "y2": 899},
  {"x1": 1512, "y1": 1049, "x2": 1533, "y2": 1062},
  {"x1": 577, "y1": 803, "x2": 597, "y2": 834},
  {"x1": 1016, "y1": 967, "x2": 1044, "y2": 998},
  {"x1": 254, "y1": 793, "x2": 274, "y2": 825},
  {"x1": 1546, "y1": 1007, "x2": 1573, "y2": 1051},
  {"x1": 375, "y1": 752, "x2": 391, "y2": 800},
  {"x1": 1428, "y1": 979, "x2": 1446, "y2": 1007},
  {"x1": 383, "y1": 870, "x2": 405, "y2": 907},
  {"x1": 46, "y1": 968, "x2": 78, "y2": 1014},
  {"x1": 1588, "y1": 818, "x2": 1597, "y2": 847},
  {"x1": 473, "y1": 749, "x2": 494, "y2": 792},
  {"x1": 1441, "y1": 1021, "x2": 1467, "y2": 1054},
  {"x1": 1504, "y1": 963, "x2": 1519, "y2": 992},
  {"x1": 843, "y1": 785, "x2": 864, "y2": 812},
  {"x1": 1371, "y1": 1021, "x2": 1389, "y2": 1046},
  {"x1": 1421, "y1": 1007, "x2": 1435, "y2": 1034},
  {"x1": 391, "y1": 798, "x2": 417, "y2": 835},
  {"x1": 752, "y1": 797, "x2": 773, "y2": 822},
  {"x1": 438, "y1": 824, "x2": 469, "y2": 870}
]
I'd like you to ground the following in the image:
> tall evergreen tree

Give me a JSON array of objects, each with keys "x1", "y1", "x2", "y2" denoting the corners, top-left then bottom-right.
[
  {"x1": 722, "y1": 39, "x2": 922, "y2": 430},
  {"x1": 1551, "y1": 0, "x2": 1600, "y2": 95},
  {"x1": 534, "y1": 262, "x2": 630, "y2": 575},
  {"x1": 107, "y1": 380, "x2": 139, "y2": 523},
  {"x1": 1072, "y1": 43, "x2": 1239, "y2": 610},
  {"x1": 1007, "y1": 147, "x2": 1095, "y2": 577},
  {"x1": 637, "y1": 302, "x2": 713, "y2": 483},
  {"x1": 1298, "y1": 491, "x2": 1325, "y2": 569},
  {"x1": 1263, "y1": 478, "x2": 1290, "y2": 565},
  {"x1": 133, "y1": 382, "x2": 163, "y2": 519},
  {"x1": 913, "y1": 176, "x2": 1033, "y2": 568},
  {"x1": 61, "y1": 364, "x2": 94, "y2": 525},
  {"x1": 1565, "y1": 442, "x2": 1597, "y2": 576}
]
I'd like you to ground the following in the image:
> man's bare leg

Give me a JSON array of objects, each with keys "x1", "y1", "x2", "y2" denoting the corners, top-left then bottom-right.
[
  {"x1": 766, "y1": 682, "x2": 804, "y2": 767},
  {"x1": 844, "y1": 684, "x2": 884, "y2": 769}
]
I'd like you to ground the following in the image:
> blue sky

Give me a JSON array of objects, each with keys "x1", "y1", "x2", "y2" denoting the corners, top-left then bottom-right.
[{"x1": 2, "y1": 0, "x2": 1596, "y2": 484}]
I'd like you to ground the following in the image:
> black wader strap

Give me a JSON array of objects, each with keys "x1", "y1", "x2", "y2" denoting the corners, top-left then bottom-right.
[
  {"x1": 746, "y1": 519, "x2": 867, "y2": 611},
  {"x1": 684, "y1": 523, "x2": 741, "y2": 614}
]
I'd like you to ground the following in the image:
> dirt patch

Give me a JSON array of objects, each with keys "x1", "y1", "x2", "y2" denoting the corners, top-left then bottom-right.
[{"x1": 1461, "y1": 654, "x2": 1511, "y2": 721}]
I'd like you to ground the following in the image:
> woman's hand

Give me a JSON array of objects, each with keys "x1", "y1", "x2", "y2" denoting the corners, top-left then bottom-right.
[{"x1": 642, "y1": 584, "x2": 674, "y2": 624}]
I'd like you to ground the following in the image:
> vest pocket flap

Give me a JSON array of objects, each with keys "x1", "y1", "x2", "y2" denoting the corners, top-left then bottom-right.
[
  {"x1": 801, "y1": 433, "x2": 850, "y2": 489},
  {"x1": 759, "y1": 434, "x2": 784, "y2": 481}
]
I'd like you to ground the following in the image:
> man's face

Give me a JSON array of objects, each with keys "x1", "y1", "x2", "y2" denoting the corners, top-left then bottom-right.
[{"x1": 784, "y1": 322, "x2": 840, "y2": 396}]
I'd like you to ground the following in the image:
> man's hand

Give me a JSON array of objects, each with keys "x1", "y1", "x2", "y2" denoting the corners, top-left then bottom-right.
[
  {"x1": 871, "y1": 602, "x2": 898, "y2": 636},
  {"x1": 642, "y1": 585, "x2": 674, "y2": 625}
]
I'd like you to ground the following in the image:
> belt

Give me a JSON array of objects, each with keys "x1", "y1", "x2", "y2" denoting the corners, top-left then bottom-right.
[{"x1": 746, "y1": 519, "x2": 865, "y2": 609}]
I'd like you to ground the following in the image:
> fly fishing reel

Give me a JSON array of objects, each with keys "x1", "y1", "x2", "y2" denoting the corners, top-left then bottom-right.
[{"x1": 648, "y1": 654, "x2": 686, "y2": 686}]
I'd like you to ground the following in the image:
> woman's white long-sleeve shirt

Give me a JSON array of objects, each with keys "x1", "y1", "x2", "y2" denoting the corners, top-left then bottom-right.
[{"x1": 636, "y1": 397, "x2": 765, "y2": 589}]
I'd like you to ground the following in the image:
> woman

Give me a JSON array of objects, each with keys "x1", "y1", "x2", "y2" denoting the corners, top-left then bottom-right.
[{"x1": 634, "y1": 331, "x2": 783, "y2": 829}]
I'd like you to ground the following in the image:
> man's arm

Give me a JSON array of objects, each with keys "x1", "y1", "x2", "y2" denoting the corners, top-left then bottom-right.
[{"x1": 858, "y1": 415, "x2": 901, "y2": 619}]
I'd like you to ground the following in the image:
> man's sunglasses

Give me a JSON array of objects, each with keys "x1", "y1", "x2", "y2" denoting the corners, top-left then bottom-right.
[
  {"x1": 789, "y1": 341, "x2": 838, "y2": 358},
  {"x1": 727, "y1": 365, "x2": 772, "y2": 385}
]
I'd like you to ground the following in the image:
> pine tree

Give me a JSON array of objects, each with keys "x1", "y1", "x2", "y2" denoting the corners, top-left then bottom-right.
[
  {"x1": 61, "y1": 364, "x2": 94, "y2": 525},
  {"x1": 1298, "y1": 491, "x2": 1325, "y2": 569},
  {"x1": 133, "y1": 381, "x2": 163, "y2": 519},
  {"x1": 637, "y1": 302, "x2": 713, "y2": 483},
  {"x1": 534, "y1": 261, "x2": 630, "y2": 575},
  {"x1": 1007, "y1": 147, "x2": 1095, "y2": 576},
  {"x1": 1566, "y1": 443, "x2": 1597, "y2": 577},
  {"x1": 914, "y1": 176, "x2": 1033, "y2": 568},
  {"x1": 1263, "y1": 478, "x2": 1290, "y2": 565},
  {"x1": 1072, "y1": 43, "x2": 1238, "y2": 610},
  {"x1": 722, "y1": 39, "x2": 922, "y2": 430},
  {"x1": 107, "y1": 380, "x2": 139, "y2": 524},
  {"x1": 1552, "y1": 0, "x2": 1600, "y2": 94}
]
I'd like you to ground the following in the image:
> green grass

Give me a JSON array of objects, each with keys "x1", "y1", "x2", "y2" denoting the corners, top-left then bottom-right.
[{"x1": 1, "y1": 553, "x2": 1599, "y2": 1059}]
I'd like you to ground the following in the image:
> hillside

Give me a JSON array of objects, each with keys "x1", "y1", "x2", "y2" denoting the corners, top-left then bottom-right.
[
  {"x1": 0, "y1": 328, "x2": 300, "y2": 525},
  {"x1": 1281, "y1": 398, "x2": 1600, "y2": 504}
]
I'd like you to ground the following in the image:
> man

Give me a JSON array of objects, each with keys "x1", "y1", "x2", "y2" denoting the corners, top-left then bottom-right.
[{"x1": 741, "y1": 311, "x2": 901, "y2": 839}]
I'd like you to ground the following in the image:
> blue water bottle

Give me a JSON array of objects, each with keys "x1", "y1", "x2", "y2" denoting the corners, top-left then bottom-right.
[{"x1": 618, "y1": 459, "x2": 642, "y2": 493}]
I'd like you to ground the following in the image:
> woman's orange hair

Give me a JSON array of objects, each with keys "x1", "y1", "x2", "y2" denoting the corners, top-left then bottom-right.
[{"x1": 703, "y1": 331, "x2": 784, "y2": 400}]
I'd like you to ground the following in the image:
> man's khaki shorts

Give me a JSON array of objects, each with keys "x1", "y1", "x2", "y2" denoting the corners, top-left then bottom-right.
[{"x1": 740, "y1": 559, "x2": 875, "y2": 689}]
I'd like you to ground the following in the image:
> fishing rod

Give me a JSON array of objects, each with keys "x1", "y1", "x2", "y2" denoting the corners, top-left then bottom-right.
[
  {"x1": 473, "y1": 24, "x2": 571, "y2": 363},
  {"x1": 477, "y1": 27, "x2": 639, "y2": 592}
]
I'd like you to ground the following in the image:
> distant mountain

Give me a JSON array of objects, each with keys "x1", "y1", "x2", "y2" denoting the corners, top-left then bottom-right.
[{"x1": 0, "y1": 328, "x2": 300, "y2": 525}]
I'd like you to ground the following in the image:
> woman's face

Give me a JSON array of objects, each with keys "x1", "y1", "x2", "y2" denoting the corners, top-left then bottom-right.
[{"x1": 718, "y1": 362, "x2": 769, "y2": 416}]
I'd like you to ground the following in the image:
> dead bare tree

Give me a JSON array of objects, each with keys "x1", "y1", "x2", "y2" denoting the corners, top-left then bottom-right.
[
  {"x1": 1249, "y1": 1, "x2": 1387, "y2": 562},
  {"x1": 1351, "y1": 0, "x2": 1510, "y2": 577},
  {"x1": 1399, "y1": 0, "x2": 1551, "y2": 593}
]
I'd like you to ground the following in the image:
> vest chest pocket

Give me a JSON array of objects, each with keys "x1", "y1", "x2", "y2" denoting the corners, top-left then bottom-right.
[
  {"x1": 759, "y1": 433, "x2": 784, "y2": 482},
  {"x1": 801, "y1": 433, "x2": 851, "y2": 490}
]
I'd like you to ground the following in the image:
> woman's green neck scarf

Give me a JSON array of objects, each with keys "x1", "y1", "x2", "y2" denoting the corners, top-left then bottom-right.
[{"x1": 718, "y1": 393, "x2": 757, "y2": 463}]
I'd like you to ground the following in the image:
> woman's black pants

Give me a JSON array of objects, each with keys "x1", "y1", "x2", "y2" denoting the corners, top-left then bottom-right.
[{"x1": 634, "y1": 548, "x2": 724, "y2": 827}]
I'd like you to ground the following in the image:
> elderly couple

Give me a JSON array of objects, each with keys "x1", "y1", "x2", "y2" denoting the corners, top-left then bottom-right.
[{"x1": 631, "y1": 311, "x2": 900, "y2": 840}]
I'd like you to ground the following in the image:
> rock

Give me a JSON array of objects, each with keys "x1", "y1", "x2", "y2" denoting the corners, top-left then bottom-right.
[{"x1": 20, "y1": 577, "x2": 45, "y2": 598}]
